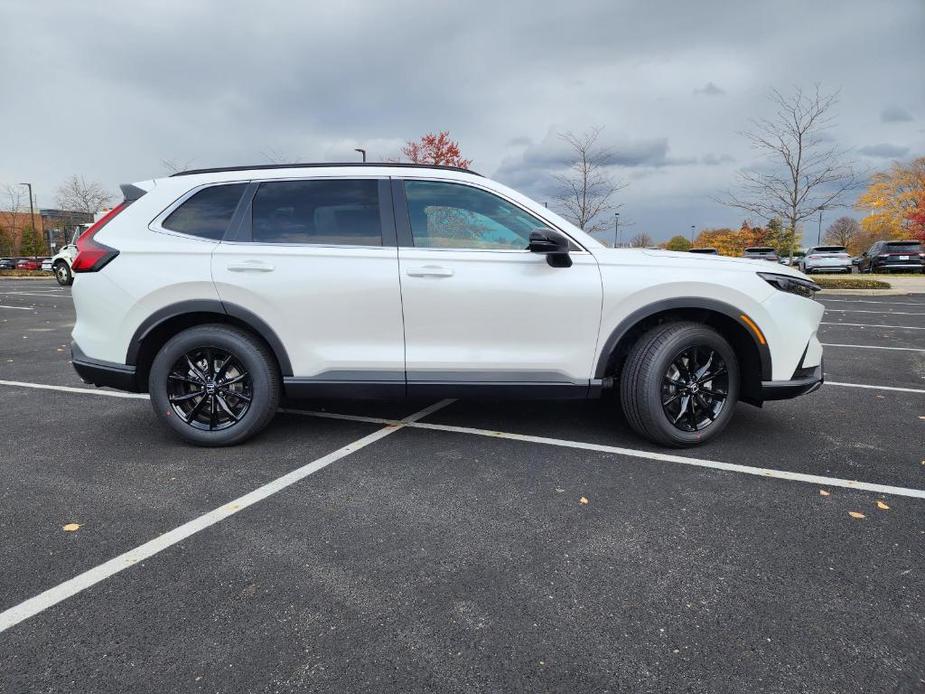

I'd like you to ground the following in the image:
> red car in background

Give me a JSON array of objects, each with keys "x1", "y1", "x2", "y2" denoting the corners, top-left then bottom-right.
[{"x1": 15, "y1": 258, "x2": 42, "y2": 271}]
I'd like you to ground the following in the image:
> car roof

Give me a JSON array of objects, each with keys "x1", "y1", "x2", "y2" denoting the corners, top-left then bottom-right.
[{"x1": 169, "y1": 162, "x2": 481, "y2": 178}]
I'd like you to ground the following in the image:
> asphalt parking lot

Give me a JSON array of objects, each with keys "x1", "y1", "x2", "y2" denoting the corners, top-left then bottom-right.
[{"x1": 1, "y1": 278, "x2": 923, "y2": 693}]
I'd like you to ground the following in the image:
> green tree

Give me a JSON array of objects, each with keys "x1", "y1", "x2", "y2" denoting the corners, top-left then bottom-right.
[
  {"x1": 665, "y1": 235, "x2": 692, "y2": 251},
  {"x1": 19, "y1": 226, "x2": 45, "y2": 257}
]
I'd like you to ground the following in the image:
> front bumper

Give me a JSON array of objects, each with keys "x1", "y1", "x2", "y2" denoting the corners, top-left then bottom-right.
[
  {"x1": 759, "y1": 364, "x2": 823, "y2": 401},
  {"x1": 71, "y1": 341, "x2": 139, "y2": 392}
]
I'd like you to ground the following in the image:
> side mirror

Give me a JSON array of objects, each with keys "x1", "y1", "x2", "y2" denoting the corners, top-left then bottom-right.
[{"x1": 528, "y1": 229, "x2": 572, "y2": 268}]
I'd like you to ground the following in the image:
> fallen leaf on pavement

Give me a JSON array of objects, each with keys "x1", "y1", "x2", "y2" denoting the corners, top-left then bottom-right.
[
  {"x1": 62, "y1": 523, "x2": 81, "y2": 532},
  {"x1": 579, "y1": 497, "x2": 589, "y2": 505},
  {"x1": 819, "y1": 490, "x2": 830, "y2": 496},
  {"x1": 876, "y1": 501, "x2": 890, "y2": 510},
  {"x1": 848, "y1": 511, "x2": 865, "y2": 519}
]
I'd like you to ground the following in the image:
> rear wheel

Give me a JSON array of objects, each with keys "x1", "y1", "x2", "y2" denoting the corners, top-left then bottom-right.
[
  {"x1": 620, "y1": 322, "x2": 739, "y2": 447},
  {"x1": 149, "y1": 324, "x2": 280, "y2": 446},
  {"x1": 54, "y1": 262, "x2": 73, "y2": 286}
]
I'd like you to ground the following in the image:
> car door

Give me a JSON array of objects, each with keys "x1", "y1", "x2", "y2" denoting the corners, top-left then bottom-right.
[
  {"x1": 211, "y1": 177, "x2": 405, "y2": 395},
  {"x1": 394, "y1": 178, "x2": 603, "y2": 397}
]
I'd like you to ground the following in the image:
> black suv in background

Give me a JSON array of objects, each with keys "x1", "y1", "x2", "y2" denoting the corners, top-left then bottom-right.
[
  {"x1": 858, "y1": 240, "x2": 925, "y2": 273},
  {"x1": 743, "y1": 247, "x2": 779, "y2": 262},
  {"x1": 688, "y1": 247, "x2": 719, "y2": 255}
]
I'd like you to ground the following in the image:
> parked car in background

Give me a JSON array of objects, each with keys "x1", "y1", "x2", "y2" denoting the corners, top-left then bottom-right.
[
  {"x1": 857, "y1": 240, "x2": 925, "y2": 273},
  {"x1": 743, "y1": 247, "x2": 779, "y2": 262},
  {"x1": 688, "y1": 248, "x2": 718, "y2": 255},
  {"x1": 15, "y1": 258, "x2": 41, "y2": 271},
  {"x1": 50, "y1": 225, "x2": 89, "y2": 286},
  {"x1": 0, "y1": 258, "x2": 16, "y2": 270},
  {"x1": 778, "y1": 251, "x2": 804, "y2": 266},
  {"x1": 70, "y1": 162, "x2": 824, "y2": 449},
  {"x1": 798, "y1": 246, "x2": 852, "y2": 274},
  {"x1": 41, "y1": 258, "x2": 53, "y2": 272}
]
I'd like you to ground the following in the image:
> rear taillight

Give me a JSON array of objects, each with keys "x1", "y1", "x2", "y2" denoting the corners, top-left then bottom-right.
[{"x1": 71, "y1": 202, "x2": 128, "y2": 273}]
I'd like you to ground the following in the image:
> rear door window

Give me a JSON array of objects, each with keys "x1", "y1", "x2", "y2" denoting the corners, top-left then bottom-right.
[
  {"x1": 162, "y1": 184, "x2": 247, "y2": 240},
  {"x1": 251, "y1": 179, "x2": 382, "y2": 246}
]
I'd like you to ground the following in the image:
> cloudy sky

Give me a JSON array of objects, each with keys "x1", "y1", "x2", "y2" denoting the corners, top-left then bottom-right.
[{"x1": 1, "y1": 0, "x2": 923, "y2": 242}]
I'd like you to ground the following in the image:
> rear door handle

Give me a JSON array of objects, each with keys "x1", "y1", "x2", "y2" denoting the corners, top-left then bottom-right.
[
  {"x1": 405, "y1": 265, "x2": 454, "y2": 278},
  {"x1": 226, "y1": 260, "x2": 275, "y2": 272}
]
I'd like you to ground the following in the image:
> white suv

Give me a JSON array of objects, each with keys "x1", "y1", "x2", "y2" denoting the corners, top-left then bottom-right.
[{"x1": 70, "y1": 163, "x2": 824, "y2": 447}]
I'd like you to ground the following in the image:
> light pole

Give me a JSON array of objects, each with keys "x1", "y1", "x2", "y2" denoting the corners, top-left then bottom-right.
[
  {"x1": 354, "y1": 148, "x2": 367, "y2": 162},
  {"x1": 20, "y1": 182, "x2": 38, "y2": 259},
  {"x1": 690, "y1": 225, "x2": 695, "y2": 243},
  {"x1": 816, "y1": 210, "x2": 823, "y2": 245},
  {"x1": 614, "y1": 212, "x2": 620, "y2": 248}
]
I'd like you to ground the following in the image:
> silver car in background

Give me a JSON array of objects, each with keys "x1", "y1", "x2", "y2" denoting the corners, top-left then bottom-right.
[{"x1": 798, "y1": 246, "x2": 852, "y2": 274}]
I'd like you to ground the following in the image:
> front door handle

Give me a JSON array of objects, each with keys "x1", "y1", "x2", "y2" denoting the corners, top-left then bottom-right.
[
  {"x1": 405, "y1": 265, "x2": 454, "y2": 278},
  {"x1": 226, "y1": 260, "x2": 275, "y2": 273}
]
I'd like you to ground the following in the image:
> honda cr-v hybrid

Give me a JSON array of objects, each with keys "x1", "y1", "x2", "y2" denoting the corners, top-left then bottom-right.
[{"x1": 70, "y1": 163, "x2": 824, "y2": 447}]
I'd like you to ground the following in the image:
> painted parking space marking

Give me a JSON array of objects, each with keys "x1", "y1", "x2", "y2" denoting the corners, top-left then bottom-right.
[
  {"x1": 819, "y1": 298, "x2": 925, "y2": 307},
  {"x1": 0, "y1": 398, "x2": 454, "y2": 635},
  {"x1": 821, "y1": 343, "x2": 925, "y2": 353},
  {"x1": 825, "y1": 381, "x2": 925, "y2": 394},
  {"x1": 823, "y1": 308, "x2": 925, "y2": 316},
  {"x1": 821, "y1": 321, "x2": 925, "y2": 330},
  {"x1": 0, "y1": 304, "x2": 33, "y2": 310}
]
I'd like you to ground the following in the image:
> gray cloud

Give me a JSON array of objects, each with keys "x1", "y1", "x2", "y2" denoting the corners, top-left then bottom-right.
[
  {"x1": 881, "y1": 106, "x2": 914, "y2": 123},
  {"x1": 857, "y1": 143, "x2": 912, "y2": 158},
  {"x1": 1, "y1": 0, "x2": 923, "y2": 241},
  {"x1": 694, "y1": 82, "x2": 726, "y2": 97}
]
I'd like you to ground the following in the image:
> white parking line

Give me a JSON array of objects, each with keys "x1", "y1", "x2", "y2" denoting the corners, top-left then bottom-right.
[
  {"x1": 0, "y1": 397, "x2": 454, "y2": 634},
  {"x1": 821, "y1": 343, "x2": 925, "y2": 353},
  {"x1": 0, "y1": 380, "x2": 149, "y2": 399},
  {"x1": 824, "y1": 309, "x2": 925, "y2": 316},
  {"x1": 820, "y1": 298, "x2": 925, "y2": 307},
  {"x1": 0, "y1": 304, "x2": 32, "y2": 310},
  {"x1": 826, "y1": 381, "x2": 925, "y2": 394},
  {"x1": 821, "y1": 321, "x2": 925, "y2": 330}
]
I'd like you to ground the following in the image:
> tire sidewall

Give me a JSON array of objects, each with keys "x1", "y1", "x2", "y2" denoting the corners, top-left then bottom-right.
[
  {"x1": 149, "y1": 326, "x2": 278, "y2": 446},
  {"x1": 639, "y1": 326, "x2": 740, "y2": 446},
  {"x1": 54, "y1": 262, "x2": 72, "y2": 286}
]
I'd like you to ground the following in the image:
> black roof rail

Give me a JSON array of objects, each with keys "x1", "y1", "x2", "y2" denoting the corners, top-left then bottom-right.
[{"x1": 169, "y1": 162, "x2": 481, "y2": 177}]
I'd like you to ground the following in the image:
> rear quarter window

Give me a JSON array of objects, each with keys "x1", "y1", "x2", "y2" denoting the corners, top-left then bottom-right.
[{"x1": 162, "y1": 184, "x2": 247, "y2": 240}]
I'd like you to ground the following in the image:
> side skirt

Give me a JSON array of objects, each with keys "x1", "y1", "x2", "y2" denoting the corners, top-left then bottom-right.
[{"x1": 283, "y1": 379, "x2": 603, "y2": 400}]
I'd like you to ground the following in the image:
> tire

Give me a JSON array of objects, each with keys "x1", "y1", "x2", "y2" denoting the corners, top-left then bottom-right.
[
  {"x1": 54, "y1": 262, "x2": 73, "y2": 286},
  {"x1": 149, "y1": 324, "x2": 280, "y2": 446},
  {"x1": 620, "y1": 322, "x2": 740, "y2": 447}
]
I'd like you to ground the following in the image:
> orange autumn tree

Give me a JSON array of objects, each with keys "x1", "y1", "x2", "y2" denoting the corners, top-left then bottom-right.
[
  {"x1": 694, "y1": 220, "x2": 779, "y2": 256},
  {"x1": 401, "y1": 131, "x2": 472, "y2": 169},
  {"x1": 855, "y1": 157, "x2": 925, "y2": 240}
]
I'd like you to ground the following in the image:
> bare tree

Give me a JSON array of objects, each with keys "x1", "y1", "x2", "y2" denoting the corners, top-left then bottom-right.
[
  {"x1": 721, "y1": 85, "x2": 858, "y2": 254},
  {"x1": 822, "y1": 216, "x2": 861, "y2": 248},
  {"x1": 629, "y1": 232, "x2": 655, "y2": 248},
  {"x1": 0, "y1": 184, "x2": 25, "y2": 255},
  {"x1": 552, "y1": 127, "x2": 628, "y2": 233},
  {"x1": 55, "y1": 175, "x2": 113, "y2": 215},
  {"x1": 161, "y1": 158, "x2": 196, "y2": 175}
]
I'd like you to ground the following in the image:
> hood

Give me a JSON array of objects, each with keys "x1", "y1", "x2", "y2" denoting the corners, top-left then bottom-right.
[{"x1": 591, "y1": 248, "x2": 808, "y2": 278}]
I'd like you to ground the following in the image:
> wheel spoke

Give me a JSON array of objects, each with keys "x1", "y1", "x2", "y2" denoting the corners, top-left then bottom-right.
[
  {"x1": 224, "y1": 390, "x2": 251, "y2": 403},
  {"x1": 208, "y1": 395, "x2": 217, "y2": 430},
  {"x1": 694, "y1": 351, "x2": 714, "y2": 380},
  {"x1": 185, "y1": 356, "x2": 207, "y2": 383},
  {"x1": 215, "y1": 394, "x2": 240, "y2": 421},
  {"x1": 169, "y1": 391, "x2": 203, "y2": 403},
  {"x1": 205, "y1": 348, "x2": 214, "y2": 378},
  {"x1": 222, "y1": 373, "x2": 248, "y2": 386},
  {"x1": 701, "y1": 387, "x2": 726, "y2": 398},
  {"x1": 664, "y1": 377, "x2": 685, "y2": 387},
  {"x1": 694, "y1": 393, "x2": 716, "y2": 420},
  {"x1": 168, "y1": 373, "x2": 202, "y2": 386},
  {"x1": 215, "y1": 354, "x2": 234, "y2": 381},
  {"x1": 662, "y1": 391, "x2": 683, "y2": 407},
  {"x1": 673, "y1": 395, "x2": 691, "y2": 424},
  {"x1": 698, "y1": 366, "x2": 727, "y2": 384},
  {"x1": 184, "y1": 393, "x2": 208, "y2": 423}
]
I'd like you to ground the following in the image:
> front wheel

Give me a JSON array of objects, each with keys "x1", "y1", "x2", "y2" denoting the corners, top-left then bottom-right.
[
  {"x1": 620, "y1": 322, "x2": 740, "y2": 447},
  {"x1": 149, "y1": 324, "x2": 280, "y2": 446},
  {"x1": 54, "y1": 262, "x2": 73, "y2": 286}
]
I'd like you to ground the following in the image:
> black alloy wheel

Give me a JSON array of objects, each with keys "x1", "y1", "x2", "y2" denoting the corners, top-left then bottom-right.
[
  {"x1": 661, "y1": 345, "x2": 730, "y2": 432},
  {"x1": 166, "y1": 347, "x2": 252, "y2": 431}
]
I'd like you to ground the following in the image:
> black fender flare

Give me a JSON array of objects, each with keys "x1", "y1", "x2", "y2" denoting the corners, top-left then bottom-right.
[
  {"x1": 125, "y1": 299, "x2": 293, "y2": 376},
  {"x1": 593, "y1": 297, "x2": 772, "y2": 380}
]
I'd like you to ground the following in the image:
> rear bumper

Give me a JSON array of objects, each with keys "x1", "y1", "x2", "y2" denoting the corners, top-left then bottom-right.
[
  {"x1": 71, "y1": 341, "x2": 140, "y2": 392},
  {"x1": 759, "y1": 364, "x2": 823, "y2": 401}
]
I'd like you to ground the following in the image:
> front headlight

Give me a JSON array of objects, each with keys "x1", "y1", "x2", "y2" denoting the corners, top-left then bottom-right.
[{"x1": 758, "y1": 272, "x2": 820, "y2": 299}]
